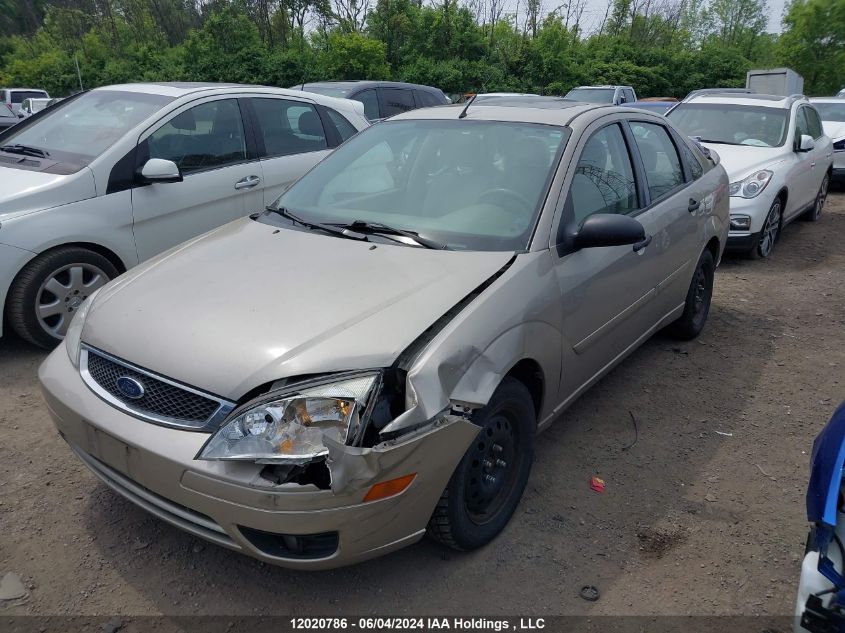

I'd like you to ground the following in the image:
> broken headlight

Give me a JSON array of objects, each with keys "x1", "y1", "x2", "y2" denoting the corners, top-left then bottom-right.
[{"x1": 197, "y1": 373, "x2": 378, "y2": 465}]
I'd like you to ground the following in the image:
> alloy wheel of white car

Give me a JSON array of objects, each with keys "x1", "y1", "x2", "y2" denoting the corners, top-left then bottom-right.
[
  {"x1": 755, "y1": 200, "x2": 782, "y2": 258},
  {"x1": 7, "y1": 247, "x2": 118, "y2": 348}
]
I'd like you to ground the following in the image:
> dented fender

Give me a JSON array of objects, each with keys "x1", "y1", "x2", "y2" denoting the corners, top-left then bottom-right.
[
  {"x1": 324, "y1": 415, "x2": 480, "y2": 493},
  {"x1": 382, "y1": 252, "x2": 562, "y2": 436}
]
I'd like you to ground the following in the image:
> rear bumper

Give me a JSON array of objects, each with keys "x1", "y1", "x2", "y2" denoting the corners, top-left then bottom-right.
[{"x1": 38, "y1": 346, "x2": 478, "y2": 569}]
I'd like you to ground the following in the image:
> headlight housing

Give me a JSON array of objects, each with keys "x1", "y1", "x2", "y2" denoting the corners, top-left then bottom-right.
[
  {"x1": 729, "y1": 170, "x2": 773, "y2": 198},
  {"x1": 65, "y1": 289, "x2": 101, "y2": 368},
  {"x1": 198, "y1": 373, "x2": 379, "y2": 465}
]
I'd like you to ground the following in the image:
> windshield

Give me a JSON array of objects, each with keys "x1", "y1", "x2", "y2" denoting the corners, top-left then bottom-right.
[
  {"x1": 299, "y1": 84, "x2": 352, "y2": 98},
  {"x1": 565, "y1": 88, "x2": 616, "y2": 104},
  {"x1": 814, "y1": 102, "x2": 845, "y2": 122},
  {"x1": 668, "y1": 103, "x2": 789, "y2": 147},
  {"x1": 0, "y1": 90, "x2": 173, "y2": 167},
  {"x1": 273, "y1": 119, "x2": 569, "y2": 251}
]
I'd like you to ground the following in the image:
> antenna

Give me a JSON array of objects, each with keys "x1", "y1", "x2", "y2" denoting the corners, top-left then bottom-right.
[{"x1": 458, "y1": 93, "x2": 477, "y2": 119}]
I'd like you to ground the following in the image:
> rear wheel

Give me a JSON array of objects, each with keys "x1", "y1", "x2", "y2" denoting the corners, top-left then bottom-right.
[
  {"x1": 668, "y1": 248, "x2": 714, "y2": 340},
  {"x1": 804, "y1": 173, "x2": 829, "y2": 222},
  {"x1": 749, "y1": 199, "x2": 781, "y2": 259},
  {"x1": 427, "y1": 377, "x2": 535, "y2": 550},
  {"x1": 6, "y1": 247, "x2": 117, "y2": 349}
]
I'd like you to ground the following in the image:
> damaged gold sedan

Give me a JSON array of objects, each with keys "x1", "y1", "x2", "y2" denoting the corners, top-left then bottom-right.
[{"x1": 39, "y1": 101, "x2": 729, "y2": 568}]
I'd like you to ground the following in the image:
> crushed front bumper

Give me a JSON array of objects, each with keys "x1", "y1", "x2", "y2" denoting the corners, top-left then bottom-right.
[{"x1": 38, "y1": 347, "x2": 479, "y2": 569}]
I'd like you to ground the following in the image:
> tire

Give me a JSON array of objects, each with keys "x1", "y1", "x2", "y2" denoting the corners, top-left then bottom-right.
[
  {"x1": 803, "y1": 173, "x2": 829, "y2": 222},
  {"x1": 749, "y1": 198, "x2": 782, "y2": 259},
  {"x1": 6, "y1": 247, "x2": 117, "y2": 349},
  {"x1": 668, "y1": 248, "x2": 714, "y2": 340},
  {"x1": 427, "y1": 376, "x2": 536, "y2": 551}
]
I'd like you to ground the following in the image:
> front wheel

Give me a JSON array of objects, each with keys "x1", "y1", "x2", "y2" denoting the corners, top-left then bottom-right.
[
  {"x1": 749, "y1": 199, "x2": 781, "y2": 259},
  {"x1": 427, "y1": 377, "x2": 536, "y2": 551},
  {"x1": 6, "y1": 247, "x2": 117, "y2": 349},
  {"x1": 668, "y1": 248, "x2": 714, "y2": 340}
]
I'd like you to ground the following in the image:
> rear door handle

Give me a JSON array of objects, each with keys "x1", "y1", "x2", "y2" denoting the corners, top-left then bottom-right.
[
  {"x1": 688, "y1": 198, "x2": 700, "y2": 213},
  {"x1": 235, "y1": 175, "x2": 261, "y2": 190},
  {"x1": 811, "y1": 161, "x2": 816, "y2": 168},
  {"x1": 633, "y1": 235, "x2": 652, "y2": 252}
]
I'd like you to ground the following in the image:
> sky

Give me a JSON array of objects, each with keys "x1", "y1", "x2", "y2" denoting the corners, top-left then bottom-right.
[{"x1": 511, "y1": 0, "x2": 788, "y2": 37}]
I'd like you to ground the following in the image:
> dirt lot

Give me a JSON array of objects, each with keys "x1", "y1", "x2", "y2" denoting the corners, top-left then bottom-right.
[{"x1": 1, "y1": 193, "x2": 844, "y2": 620}]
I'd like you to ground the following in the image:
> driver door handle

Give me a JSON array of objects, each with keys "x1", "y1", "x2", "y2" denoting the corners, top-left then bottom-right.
[
  {"x1": 235, "y1": 175, "x2": 261, "y2": 190},
  {"x1": 633, "y1": 235, "x2": 652, "y2": 252},
  {"x1": 688, "y1": 198, "x2": 700, "y2": 213}
]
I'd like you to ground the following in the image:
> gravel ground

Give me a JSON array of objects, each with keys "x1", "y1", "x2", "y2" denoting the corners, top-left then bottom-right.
[{"x1": 1, "y1": 192, "x2": 844, "y2": 618}]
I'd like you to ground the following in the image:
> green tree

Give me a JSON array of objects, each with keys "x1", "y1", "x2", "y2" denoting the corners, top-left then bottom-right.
[{"x1": 778, "y1": 0, "x2": 845, "y2": 94}]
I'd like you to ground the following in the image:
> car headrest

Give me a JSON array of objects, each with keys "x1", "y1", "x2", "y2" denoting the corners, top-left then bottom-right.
[
  {"x1": 169, "y1": 109, "x2": 196, "y2": 131},
  {"x1": 298, "y1": 110, "x2": 323, "y2": 136}
]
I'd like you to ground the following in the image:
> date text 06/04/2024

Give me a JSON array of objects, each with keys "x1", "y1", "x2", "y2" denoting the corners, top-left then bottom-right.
[{"x1": 289, "y1": 618, "x2": 547, "y2": 631}]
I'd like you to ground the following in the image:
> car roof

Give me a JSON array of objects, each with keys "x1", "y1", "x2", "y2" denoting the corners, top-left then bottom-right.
[
  {"x1": 682, "y1": 93, "x2": 801, "y2": 108},
  {"x1": 299, "y1": 80, "x2": 442, "y2": 92},
  {"x1": 569, "y1": 85, "x2": 628, "y2": 90},
  {"x1": 93, "y1": 82, "x2": 250, "y2": 97},
  {"x1": 390, "y1": 102, "x2": 627, "y2": 126}
]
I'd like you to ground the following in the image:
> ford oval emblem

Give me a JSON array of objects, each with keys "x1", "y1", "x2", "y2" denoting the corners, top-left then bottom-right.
[{"x1": 116, "y1": 376, "x2": 145, "y2": 400}]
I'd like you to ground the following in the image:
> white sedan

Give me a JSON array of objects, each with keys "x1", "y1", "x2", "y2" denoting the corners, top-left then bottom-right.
[{"x1": 0, "y1": 83, "x2": 369, "y2": 347}]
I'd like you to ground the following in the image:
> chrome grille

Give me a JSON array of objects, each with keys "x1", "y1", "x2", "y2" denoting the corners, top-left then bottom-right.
[{"x1": 80, "y1": 347, "x2": 235, "y2": 430}]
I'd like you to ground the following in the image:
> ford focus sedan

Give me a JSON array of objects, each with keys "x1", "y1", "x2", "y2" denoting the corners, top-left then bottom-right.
[{"x1": 39, "y1": 102, "x2": 729, "y2": 569}]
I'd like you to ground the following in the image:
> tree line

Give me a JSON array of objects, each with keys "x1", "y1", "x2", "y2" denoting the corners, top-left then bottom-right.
[{"x1": 1, "y1": 0, "x2": 843, "y2": 100}]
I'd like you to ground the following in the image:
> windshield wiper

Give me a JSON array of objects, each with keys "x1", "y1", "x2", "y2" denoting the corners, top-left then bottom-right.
[
  {"x1": 265, "y1": 206, "x2": 367, "y2": 242},
  {"x1": 333, "y1": 220, "x2": 448, "y2": 250},
  {"x1": 696, "y1": 139, "x2": 741, "y2": 146},
  {"x1": 0, "y1": 144, "x2": 49, "y2": 158}
]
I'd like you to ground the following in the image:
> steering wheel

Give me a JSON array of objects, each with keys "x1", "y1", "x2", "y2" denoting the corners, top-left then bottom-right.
[{"x1": 478, "y1": 188, "x2": 533, "y2": 215}]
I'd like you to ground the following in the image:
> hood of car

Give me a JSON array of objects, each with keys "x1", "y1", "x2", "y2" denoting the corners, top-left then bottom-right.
[
  {"x1": 0, "y1": 164, "x2": 96, "y2": 220},
  {"x1": 699, "y1": 143, "x2": 786, "y2": 182},
  {"x1": 83, "y1": 217, "x2": 513, "y2": 400},
  {"x1": 822, "y1": 121, "x2": 845, "y2": 142}
]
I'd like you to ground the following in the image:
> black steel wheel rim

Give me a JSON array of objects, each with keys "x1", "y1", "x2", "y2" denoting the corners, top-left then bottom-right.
[
  {"x1": 464, "y1": 406, "x2": 523, "y2": 525},
  {"x1": 691, "y1": 263, "x2": 710, "y2": 327}
]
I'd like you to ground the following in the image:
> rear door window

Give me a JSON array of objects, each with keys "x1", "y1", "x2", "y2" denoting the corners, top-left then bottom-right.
[
  {"x1": 415, "y1": 90, "x2": 442, "y2": 107},
  {"x1": 379, "y1": 88, "x2": 416, "y2": 118},
  {"x1": 325, "y1": 108, "x2": 358, "y2": 142},
  {"x1": 147, "y1": 98, "x2": 247, "y2": 174},
  {"x1": 252, "y1": 98, "x2": 328, "y2": 157},
  {"x1": 353, "y1": 89, "x2": 380, "y2": 121},
  {"x1": 12, "y1": 91, "x2": 48, "y2": 103}
]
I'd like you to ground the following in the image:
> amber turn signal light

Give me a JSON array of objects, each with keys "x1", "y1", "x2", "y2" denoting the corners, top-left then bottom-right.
[{"x1": 362, "y1": 473, "x2": 417, "y2": 502}]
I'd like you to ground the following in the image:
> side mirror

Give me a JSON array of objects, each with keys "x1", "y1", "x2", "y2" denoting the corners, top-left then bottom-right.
[
  {"x1": 797, "y1": 134, "x2": 815, "y2": 152},
  {"x1": 573, "y1": 213, "x2": 646, "y2": 250},
  {"x1": 139, "y1": 158, "x2": 182, "y2": 184}
]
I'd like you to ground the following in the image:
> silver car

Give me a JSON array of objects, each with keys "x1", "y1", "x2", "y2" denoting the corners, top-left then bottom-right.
[{"x1": 40, "y1": 102, "x2": 729, "y2": 569}]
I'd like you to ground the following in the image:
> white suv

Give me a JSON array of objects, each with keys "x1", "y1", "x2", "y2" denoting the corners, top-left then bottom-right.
[
  {"x1": 668, "y1": 92, "x2": 832, "y2": 258},
  {"x1": 0, "y1": 83, "x2": 368, "y2": 347}
]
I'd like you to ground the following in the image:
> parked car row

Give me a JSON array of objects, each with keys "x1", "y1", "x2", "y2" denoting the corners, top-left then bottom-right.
[
  {"x1": 0, "y1": 76, "x2": 834, "y2": 572},
  {"x1": 17, "y1": 82, "x2": 732, "y2": 569}
]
